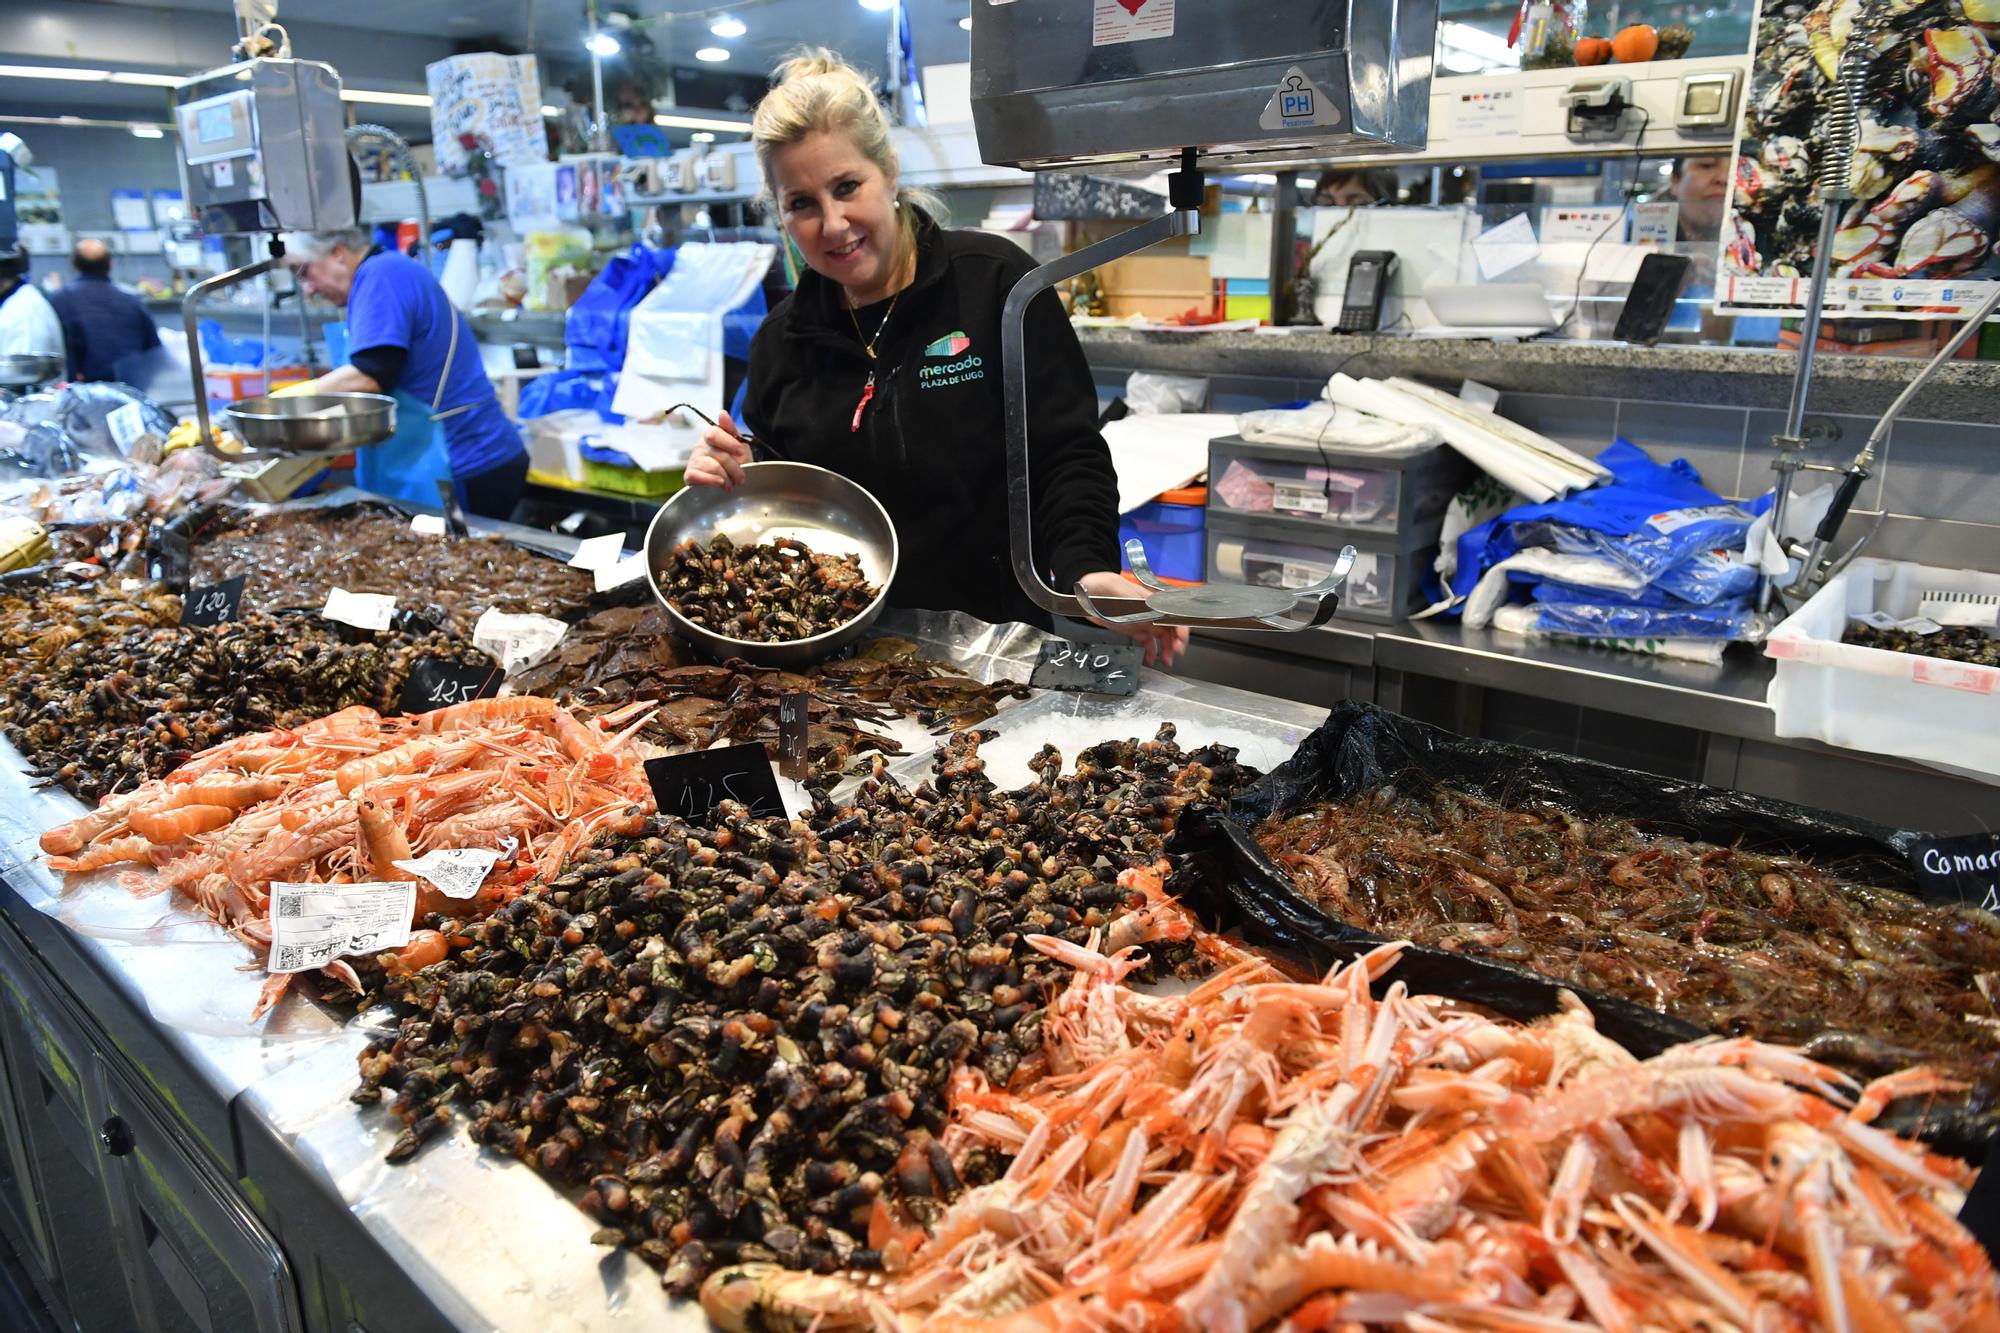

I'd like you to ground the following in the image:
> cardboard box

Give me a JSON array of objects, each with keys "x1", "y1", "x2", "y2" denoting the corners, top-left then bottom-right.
[{"x1": 1098, "y1": 253, "x2": 1214, "y2": 320}]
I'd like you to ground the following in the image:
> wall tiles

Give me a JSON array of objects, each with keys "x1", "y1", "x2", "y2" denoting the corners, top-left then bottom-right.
[
  {"x1": 1741, "y1": 408, "x2": 1890, "y2": 513},
  {"x1": 1493, "y1": 392, "x2": 1621, "y2": 450},
  {"x1": 1873, "y1": 418, "x2": 2000, "y2": 530},
  {"x1": 1612, "y1": 400, "x2": 1749, "y2": 498}
]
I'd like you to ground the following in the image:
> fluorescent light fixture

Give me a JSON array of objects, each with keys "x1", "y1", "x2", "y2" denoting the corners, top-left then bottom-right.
[
  {"x1": 859, "y1": 0, "x2": 896, "y2": 10},
  {"x1": 586, "y1": 32, "x2": 621, "y2": 57},
  {"x1": 710, "y1": 17, "x2": 746, "y2": 37},
  {"x1": 654, "y1": 111, "x2": 752, "y2": 132},
  {"x1": 695, "y1": 47, "x2": 730, "y2": 62},
  {"x1": 959, "y1": 16, "x2": 972, "y2": 28},
  {"x1": 0, "y1": 63, "x2": 110, "y2": 82},
  {"x1": 1657, "y1": 163, "x2": 1673, "y2": 176},
  {"x1": 691, "y1": 131, "x2": 716, "y2": 143},
  {"x1": 108, "y1": 71, "x2": 186, "y2": 87},
  {"x1": 340, "y1": 88, "x2": 431, "y2": 107},
  {"x1": 129, "y1": 122, "x2": 163, "y2": 138}
]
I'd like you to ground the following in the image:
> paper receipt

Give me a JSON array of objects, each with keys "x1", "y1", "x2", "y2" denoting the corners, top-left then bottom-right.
[
  {"x1": 321, "y1": 587, "x2": 398, "y2": 631},
  {"x1": 392, "y1": 848, "x2": 502, "y2": 900},
  {"x1": 267, "y1": 881, "x2": 416, "y2": 973}
]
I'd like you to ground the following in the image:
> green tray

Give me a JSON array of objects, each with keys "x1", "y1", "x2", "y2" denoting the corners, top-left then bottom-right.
[{"x1": 579, "y1": 459, "x2": 684, "y2": 498}]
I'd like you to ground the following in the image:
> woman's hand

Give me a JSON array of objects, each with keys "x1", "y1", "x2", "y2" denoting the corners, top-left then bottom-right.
[
  {"x1": 1075, "y1": 571, "x2": 1190, "y2": 669},
  {"x1": 683, "y1": 409, "x2": 751, "y2": 489}
]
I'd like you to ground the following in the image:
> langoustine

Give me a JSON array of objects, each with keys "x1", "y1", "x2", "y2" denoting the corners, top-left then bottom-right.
[
  {"x1": 39, "y1": 696, "x2": 655, "y2": 1017},
  {"x1": 705, "y1": 939, "x2": 1999, "y2": 1332}
]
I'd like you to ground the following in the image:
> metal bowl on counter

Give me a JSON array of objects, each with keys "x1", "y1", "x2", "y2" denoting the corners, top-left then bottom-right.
[
  {"x1": 0, "y1": 354, "x2": 62, "y2": 389},
  {"x1": 222, "y1": 392, "x2": 397, "y2": 455},
  {"x1": 642, "y1": 461, "x2": 899, "y2": 668}
]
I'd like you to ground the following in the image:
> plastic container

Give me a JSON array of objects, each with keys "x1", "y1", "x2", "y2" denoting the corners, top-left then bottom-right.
[
  {"x1": 578, "y1": 442, "x2": 684, "y2": 498},
  {"x1": 1766, "y1": 558, "x2": 2000, "y2": 780},
  {"x1": 1206, "y1": 513, "x2": 1436, "y2": 621},
  {"x1": 1119, "y1": 490, "x2": 1207, "y2": 583},
  {"x1": 1207, "y1": 434, "x2": 1467, "y2": 536},
  {"x1": 204, "y1": 365, "x2": 310, "y2": 402}
]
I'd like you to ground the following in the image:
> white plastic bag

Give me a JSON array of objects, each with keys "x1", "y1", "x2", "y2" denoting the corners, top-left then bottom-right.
[{"x1": 1125, "y1": 371, "x2": 1208, "y2": 414}]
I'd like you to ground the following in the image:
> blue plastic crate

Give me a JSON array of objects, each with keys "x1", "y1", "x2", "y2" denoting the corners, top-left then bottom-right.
[{"x1": 1119, "y1": 500, "x2": 1206, "y2": 583}]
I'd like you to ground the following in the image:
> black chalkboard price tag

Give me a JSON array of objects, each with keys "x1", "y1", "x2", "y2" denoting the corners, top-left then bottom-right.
[
  {"x1": 1030, "y1": 639, "x2": 1142, "y2": 696},
  {"x1": 180, "y1": 574, "x2": 246, "y2": 628},
  {"x1": 645, "y1": 743, "x2": 787, "y2": 821},
  {"x1": 777, "y1": 692, "x2": 810, "y2": 781},
  {"x1": 398, "y1": 657, "x2": 503, "y2": 716},
  {"x1": 1910, "y1": 833, "x2": 2000, "y2": 911}
]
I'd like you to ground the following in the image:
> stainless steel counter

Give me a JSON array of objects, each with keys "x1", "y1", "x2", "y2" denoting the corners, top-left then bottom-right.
[{"x1": 0, "y1": 605, "x2": 1323, "y2": 1333}]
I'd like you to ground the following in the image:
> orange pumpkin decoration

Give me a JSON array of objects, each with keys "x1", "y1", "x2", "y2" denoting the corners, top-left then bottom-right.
[
  {"x1": 1574, "y1": 35, "x2": 1613, "y2": 65},
  {"x1": 1611, "y1": 24, "x2": 1659, "y2": 62}
]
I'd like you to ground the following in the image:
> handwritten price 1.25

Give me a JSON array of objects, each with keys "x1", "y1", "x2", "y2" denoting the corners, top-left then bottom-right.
[{"x1": 425, "y1": 676, "x2": 486, "y2": 706}]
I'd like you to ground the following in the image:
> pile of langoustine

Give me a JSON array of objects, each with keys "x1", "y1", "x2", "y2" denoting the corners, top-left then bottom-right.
[
  {"x1": 705, "y1": 938, "x2": 2000, "y2": 1333},
  {"x1": 38, "y1": 695, "x2": 656, "y2": 1015}
]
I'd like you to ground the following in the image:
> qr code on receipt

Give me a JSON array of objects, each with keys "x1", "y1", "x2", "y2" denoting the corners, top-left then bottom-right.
[
  {"x1": 275, "y1": 944, "x2": 305, "y2": 971},
  {"x1": 277, "y1": 895, "x2": 305, "y2": 918}
]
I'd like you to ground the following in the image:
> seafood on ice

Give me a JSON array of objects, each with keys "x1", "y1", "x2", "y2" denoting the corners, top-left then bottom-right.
[
  {"x1": 1254, "y1": 786, "x2": 2000, "y2": 1098},
  {"x1": 37, "y1": 695, "x2": 655, "y2": 1017},
  {"x1": 705, "y1": 939, "x2": 1999, "y2": 1332}
]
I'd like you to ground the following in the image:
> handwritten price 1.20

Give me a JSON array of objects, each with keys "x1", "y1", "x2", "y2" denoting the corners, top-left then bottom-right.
[{"x1": 189, "y1": 589, "x2": 231, "y2": 618}]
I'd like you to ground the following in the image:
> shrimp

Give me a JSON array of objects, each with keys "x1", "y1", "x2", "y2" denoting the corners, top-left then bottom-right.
[
  {"x1": 129, "y1": 803, "x2": 236, "y2": 844},
  {"x1": 39, "y1": 785, "x2": 149, "y2": 856},
  {"x1": 413, "y1": 695, "x2": 553, "y2": 734},
  {"x1": 379, "y1": 929, "x2": 449, "y2": 977},
  {"x1": 46, "y1": 835, "x2": 157, "y2": 874}
]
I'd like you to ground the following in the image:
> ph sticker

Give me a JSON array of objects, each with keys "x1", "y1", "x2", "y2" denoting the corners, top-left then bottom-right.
[{"x1": 1259, "y1": 66, "x2": 1342, "y2": 131}]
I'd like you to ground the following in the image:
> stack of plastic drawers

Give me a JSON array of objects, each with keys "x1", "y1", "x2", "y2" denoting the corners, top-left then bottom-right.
[{"x1": 1204, "y1": 434, "x2": 1471, "y2": 621}]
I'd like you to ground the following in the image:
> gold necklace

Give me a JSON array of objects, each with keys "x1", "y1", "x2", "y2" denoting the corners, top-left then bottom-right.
[{"x1": 845, "y1": 290, "x2": 899, "y2": 360}]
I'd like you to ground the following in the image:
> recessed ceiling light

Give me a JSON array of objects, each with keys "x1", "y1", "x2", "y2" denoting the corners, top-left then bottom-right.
[
  {"x1": 710, "y1": 17, "x2": 746, "y2": 38},
  {"x1": 585, "y1": 32, "x2": 621, "y2": 57},
  {"x1": 960, "y1": 16, "x2": 972, "y2": 29},
  {"x1": 859, "y1": 0, "x2": 895, "y2": 10},
  {"x1": 692, "y1": 131, "x2": 716, "y2": 143},
  {"x1": 695, "y1": 47, "x2": 730, "y2": 62}
]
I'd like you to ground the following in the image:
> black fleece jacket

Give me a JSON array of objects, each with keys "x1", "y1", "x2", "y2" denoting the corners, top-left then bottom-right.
[{"x1": 739, "y1": 218, "x2": 1120, "y2": 630}]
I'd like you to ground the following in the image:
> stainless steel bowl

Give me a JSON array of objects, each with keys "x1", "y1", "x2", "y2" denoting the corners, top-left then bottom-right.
[
  {"x1": 223, "y1": 392, "x2": 397, "y2": 455},
  {"x1": 0, "y1": 354, "x2": 62, "y2": 389},
  {"x1": 643, "y1": 461, "x2": 899, "y2": 668}
]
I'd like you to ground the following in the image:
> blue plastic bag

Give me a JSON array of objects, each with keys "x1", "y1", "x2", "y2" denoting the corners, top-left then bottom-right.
[
  {"x1": 1533, "y1": 550, "x2": 1757, "y2": 609},
  {"x1": 1528, "y1": 598, "x2": 1761, "y2": 641},
  {"x1": 566, "y1": 243, "x2": 674, "y2": 374},
  {"x1": 197, "y1": 320, "x2": 267, "y2": 367},
  {"x1": 517, "y1": 370, "x2": 623, "y2": 424}
]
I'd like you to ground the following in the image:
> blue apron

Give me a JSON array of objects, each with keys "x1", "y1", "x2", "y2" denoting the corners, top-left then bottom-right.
[{"x1": 327, "y1": 320, "x2": 453, "y2": 509}]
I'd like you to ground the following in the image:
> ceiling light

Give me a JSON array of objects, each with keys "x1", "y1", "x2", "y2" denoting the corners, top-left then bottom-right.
[
  {"x1": 654, "y1": 111, "x2": 753, "y2": 132},
  {"x1": 108, "y1": 71, "x2": 186, "y2": 87},
  {"x1": 129, "y1": 122, "x2": 163, "y2": 138},
  {"x1": 859, "y1": 0, "x2": 896, "y2": 10},
  {"x1": 585, "y1": 32, "x2": 621, "y2": 57},
  {"x1": 695, "y1": 47, "x2": 730, "y2": 62},
  {"x1": 692, "y1": 131, "x2": 716, "y2": 143},
  {"x1": 0, "y1": 63, "x2": 110, "y2": 82},
  {"x1": 339, "y1": 88, "x2": 432, "y2": 107},
  {"x1": 541, "y1": 104, "x2": 562, "y2": 117},
  {"x1": 960, "y1": 16, "x2": 972, "y2": 28},
  {"x1": 710, "y1": 17, "x2": 746, "y2": 38}
]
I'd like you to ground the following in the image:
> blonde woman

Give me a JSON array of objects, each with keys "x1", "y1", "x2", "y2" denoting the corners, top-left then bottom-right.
[{"x1": 687, "y1": 50, "x2": 1186, "y2": 667}]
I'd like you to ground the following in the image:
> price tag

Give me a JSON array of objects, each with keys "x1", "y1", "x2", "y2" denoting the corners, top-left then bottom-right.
[
  {"x1": 644, "y1": 743, "x2": 787, "y2": 820},
  {"x1": 1272, "y1": 481, "x2": 1329, "y2": 515},
  {"x1": 179, "y1": 573, "x2": 246, "y2": 628},
  {"x1": 778, "y1": 692, "x2": 810, "y2": 780},
  {"x1": 398, "y1": 656, "x2": 503, "y2": 715},
  {"x1": 1030, "y1": 640, "x2": 1142, "y2": 696},
  {"x1": 595, "y1": 551, "x2": 649, "y2": 592},
  {"x1": 108, "y1": 401, "x2": 151, "y2": 454},
  {"x1": 1910, "y1": 834, "x2": 2000, "y2": 910},
  {"x1": 567, "y1": 531, "x2": 627, "y2": 571},
  {"x1": 266, "y1": 881, "x2": 415, "y2": 974},
  {"x1": 321, "y1": 587, "x2": 397, "y2": 632},
  {"x1": 392, "y1": 847, "x2": 502, "y2": 900},
  {"x1": 472, "y1": 607, "x2": 569, "y2": 674}
]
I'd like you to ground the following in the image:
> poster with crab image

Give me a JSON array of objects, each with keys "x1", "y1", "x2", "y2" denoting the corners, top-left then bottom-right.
[{"x1": 1718, "y1": 0, "x2": 2000, "y2": 318}]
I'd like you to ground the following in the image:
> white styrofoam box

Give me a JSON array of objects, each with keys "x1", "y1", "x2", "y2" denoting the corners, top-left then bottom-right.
[{"x1": 1766, "y1": 558, "x2": 2000, "y2": 780}]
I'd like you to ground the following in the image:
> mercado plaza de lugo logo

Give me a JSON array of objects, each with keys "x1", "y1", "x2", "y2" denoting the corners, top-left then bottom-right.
[{"x1": 918, "y1": 330, "x2": 983, "y2": 388}]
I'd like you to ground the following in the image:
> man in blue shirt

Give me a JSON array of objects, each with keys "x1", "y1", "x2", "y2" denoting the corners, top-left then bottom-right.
[
  {"x1": 281, "y1": 229, "x2": 528, "y2": 519},
  {"x1": 50, "y1": 239, "x2": 161, "y2": 382}
]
